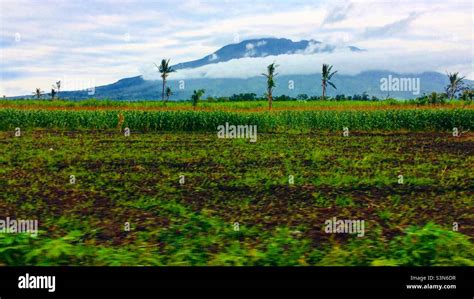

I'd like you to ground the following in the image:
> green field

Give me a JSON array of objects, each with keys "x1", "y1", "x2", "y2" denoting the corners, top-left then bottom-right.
[
  {"x1": 1, "y1": 98, "x2": 471, "y2": 111},
  {"x1": 1, "y1": 107, "x2": 473, "y2": 133},
  {"x1": 0, "y1": 101, "x2": 473, "y2": 266}
]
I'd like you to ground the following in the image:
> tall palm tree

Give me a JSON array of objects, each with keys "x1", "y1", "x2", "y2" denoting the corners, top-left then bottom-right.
[
  {"x1": 55, "y1": 81, "x2": 61, "y2": 99},
  {"x1": 446, "y1": 72, "x2": 465, "y2": 99},
  {"x1": 321, "y1": 64, "x2": 337, "y2": 100},
  {"x1": 191, "y1": 89, "x2": 205, "y2": 110},
  {"x1": 155, "y1": 59, "x2": 175, "y2": 102},
  {"x1": 33, "y1": 88, "x2": 44, "y2": 99},
  {"x1": 262, "y1": 62, "x2": 278, "y2": 110}
]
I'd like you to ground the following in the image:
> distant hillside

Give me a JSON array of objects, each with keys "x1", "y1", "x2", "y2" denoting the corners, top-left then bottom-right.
[{"x1": 45, "y1": 71, "x2": 470, "y2": 101}]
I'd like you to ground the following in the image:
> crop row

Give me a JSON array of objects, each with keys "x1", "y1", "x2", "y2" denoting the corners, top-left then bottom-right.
[{"x1": 0, "y1": 108, "x2": 472, "y2": 132}]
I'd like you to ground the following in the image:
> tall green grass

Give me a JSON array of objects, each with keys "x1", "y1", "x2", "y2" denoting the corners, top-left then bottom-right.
[
  {"x1": 1, "y1": 99, "x2": 470, "y2": 110},
  {"x1": 0, "y1": 109, "x2": 472, "y2": 132}
]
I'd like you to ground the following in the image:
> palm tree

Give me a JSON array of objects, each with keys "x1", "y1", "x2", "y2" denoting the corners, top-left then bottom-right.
[
  {"x1": 321, "y1": 64, "x2": 337, "y2": 100},
  {"x1": 262, "y1": 62, "x2": 278, "y2": 110},
  {"x1": 165, "y1": 86, "x2": 172, "y2": 103},
  {"x1": 155, "y1": 59, "x2": 175, "y2": 102},
  {"x1": 33, "y1": 88, "x2": 44, "y2": 99},
  {"x1": 191, "y1": 89, "x2": 205, "y2": 110},
  {"x1": 55, "y1": 81, "x2": 61, "y2": 99},
  {"x1": 50, "y1": 88, "x2": 57, "y2": 101},
  {"x1": 446, "y1": 72, "x2": 466, "y2": 99}
]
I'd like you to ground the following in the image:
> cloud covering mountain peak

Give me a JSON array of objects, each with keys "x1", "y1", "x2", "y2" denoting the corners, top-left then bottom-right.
[
  {"x1": 140, "y1": 36, "x2": 469, "y2": 82},
  {"x1": 141, "y1": 38, "x2": 369, "y2": 80}
]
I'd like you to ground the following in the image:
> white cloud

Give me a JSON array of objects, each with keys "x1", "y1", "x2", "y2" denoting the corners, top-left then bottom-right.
[
  {"x1": 141, "y1": 46, "x2": 471, "y2": 81},
  {"x1": 208, "y1": 53, "x2": 219, "y2": 61},
  {"x1": 244, "y1": 43, "x2": 256, "y2": 57},
  {"x1": 295, "y1": 41, "x2": 337, "y2": 54},
  {"x1": 323, "y1": 2, "x2": 354, "y2": 25}
]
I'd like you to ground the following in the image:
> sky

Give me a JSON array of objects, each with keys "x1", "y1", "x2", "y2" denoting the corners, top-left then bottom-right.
[{"x1": 0, "y1": 0, "x2": 472, "y2": 96}]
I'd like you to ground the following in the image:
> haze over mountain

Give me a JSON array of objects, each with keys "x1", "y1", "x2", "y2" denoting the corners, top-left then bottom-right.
[{"x1": 54, "y1": 71, "x2": 463, "y2": 101}]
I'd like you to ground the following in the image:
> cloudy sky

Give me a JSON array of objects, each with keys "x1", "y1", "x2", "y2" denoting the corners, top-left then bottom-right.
[{"x1": 0, "y1": 0, "x2": 472, "y2": 96}]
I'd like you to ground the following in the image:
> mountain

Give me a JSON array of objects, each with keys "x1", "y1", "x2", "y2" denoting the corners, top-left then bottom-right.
[
  {"x1": 54, "y1": 71, "x2": 467, "y2": 101},
  {"x1": 9, "y1": 38, "x2": 471, "y2": 100},
  {"x1": 172, "y1": 38, "x2": 364, "y2": 70}
]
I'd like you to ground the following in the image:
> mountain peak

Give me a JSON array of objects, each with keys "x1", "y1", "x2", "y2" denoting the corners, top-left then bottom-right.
[{"x1": 173, "y1": 37, "x2": 361, "y2": 70}]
